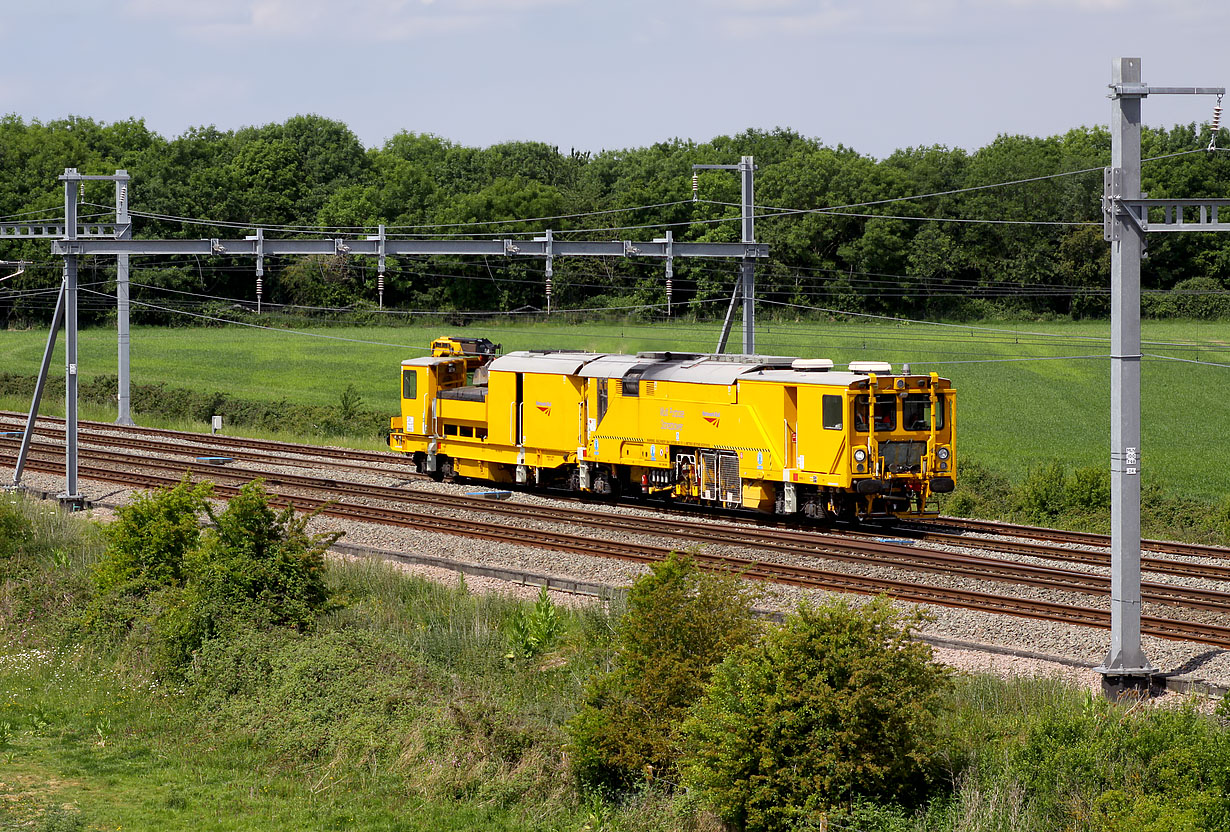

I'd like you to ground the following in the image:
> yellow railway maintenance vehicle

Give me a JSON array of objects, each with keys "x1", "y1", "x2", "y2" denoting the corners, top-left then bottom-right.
[
  {"x1": 429, "y1": 335, "x2": 501, "y2": 371},
  {"x1": 389, "y1": 349, "x2": 955, "y2": 519}
]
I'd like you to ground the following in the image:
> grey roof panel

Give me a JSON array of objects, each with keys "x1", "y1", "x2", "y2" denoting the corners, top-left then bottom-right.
[
  {"x1": 488, "y1": 351, "x2": 604, "y2": 375},
  {"x1": 577, "y1": 354, "x2": 643, "y2": 379},
  {"x1": 640, "y1": 361, "x2": 762, "y2": 385}
]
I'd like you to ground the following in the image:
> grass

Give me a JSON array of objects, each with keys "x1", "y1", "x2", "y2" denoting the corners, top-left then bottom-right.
[
  {"x1": 3, "y1": 493, "x2": 1230, "y2": 832},
  {"x1": 0, "y1": 316, "x2": 1225, "y2": 498},
  {"x1": 0, "y1": 650, "x2": 533, "y2": 831}
]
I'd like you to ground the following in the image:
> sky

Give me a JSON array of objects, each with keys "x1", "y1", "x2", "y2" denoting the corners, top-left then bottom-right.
[{"x1": 4, "y1": 0, "x2": 1228, "y2": 158}]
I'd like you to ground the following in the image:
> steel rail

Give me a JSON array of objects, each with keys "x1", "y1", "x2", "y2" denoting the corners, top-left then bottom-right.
[
  {"x1": 7, "y1": 448, "x2": 1230, "y2": 649},
  {"x1": 917, "y1": 515, "x2": 1230, "y2": 561},
  {"x1": 6, "y1": 439, "x2": 1230, "y2": 618}
]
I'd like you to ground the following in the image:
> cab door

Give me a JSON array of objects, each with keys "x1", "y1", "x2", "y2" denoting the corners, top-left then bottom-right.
[{"x1": 784, "y1": 386, "x2": 798, "y2": 469}]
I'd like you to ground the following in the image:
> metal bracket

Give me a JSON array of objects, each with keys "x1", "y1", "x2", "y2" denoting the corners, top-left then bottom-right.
[
  {"x1": 1103, "y1": 167, "x2": 1149, "y2": 241},
  {"x1": 366, "y1": 223, "x2": 386, "y2": 274},
  {"x1": 245, "y1": 228, "x2": 265, "y2": 277},
  {"x1": 334, "y1": 239, "x2": 350, "y2": 255},
  {"x1": 504, "y1": 239, "x2": 520, "y2": 255},
  {"x1": 623, "y1": 240, "x2": 641, "y2": 256}
]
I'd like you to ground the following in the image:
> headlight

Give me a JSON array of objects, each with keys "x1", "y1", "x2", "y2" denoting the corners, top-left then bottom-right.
[
  {"x1": 936, "y1": 447, "x2": 950, "y2": 460},
  {"x1": 853, "y1": 448, "x2": 867, "y2": 462}
]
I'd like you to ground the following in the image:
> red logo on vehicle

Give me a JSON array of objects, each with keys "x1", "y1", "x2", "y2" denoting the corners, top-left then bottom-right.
[{"x1": 702, "y1": 411, "x2": 720, "y2": 427}]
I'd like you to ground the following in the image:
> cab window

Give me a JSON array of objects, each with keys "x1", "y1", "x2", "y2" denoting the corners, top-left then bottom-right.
[
  {"x1": 902, "y1": 394, "x2": 944, "y2": 431},
  {"x1": 402, "y1": 369, "x2": 417, "y2": 400},
  {"x1": 822, "y1": 395, "x2": 844, "y2": 430},
  {"x1": 853, "y1": 395, "x2": 895, "y2": 432}
]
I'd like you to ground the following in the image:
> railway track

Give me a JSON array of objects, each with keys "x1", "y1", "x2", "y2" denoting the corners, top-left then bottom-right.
[
  {"x1": 11, "y1": 435, "x2": 1230, "y2": 612},
  {"x1": 10, "y1": 415, "x2": 1229, "y2": 580},
  {"x1": 913, "y1": 516, "x2": 1230, "y2": 562},
  {"x1": 5, "y1": 437, "x2": 1230, "y2": 648},
  {"x1": 0, "y1": 418, "x2": 421, "y2": 478}
]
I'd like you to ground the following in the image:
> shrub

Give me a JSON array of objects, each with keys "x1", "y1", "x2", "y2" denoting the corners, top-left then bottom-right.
[
  {"x1": 567, "y1": 553, "x2": 758, "y2": 792},
  {"x1": 1017, "y1": 460, "x2": 1069, "y2": 520},
  {"x1": 85, "y1": 478, "x2": 339, "y2": 673},
  {"x1": 1142, "y1": 276, "x2": 1230, "y2": 319},
  {"x1": 680, "y1": 597, "x2": 949, "y2": 832},
  {"x1": 1008, "y1": 698, "x2": 1230, "y2": 831},
  {"x1": 1065, "y1": 466, "x2": 1111, "y2": 513},
  {"x1": 945, "y1": 457, "x2": 1014, "y2": 518},
  {"x1": 92, "y1": 477, "x2": 211, "y2": 595}
]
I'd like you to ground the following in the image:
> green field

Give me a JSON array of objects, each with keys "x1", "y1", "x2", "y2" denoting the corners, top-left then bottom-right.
[{"x1": 2, "y1": 317, "x2": 1227, "y2": 500}]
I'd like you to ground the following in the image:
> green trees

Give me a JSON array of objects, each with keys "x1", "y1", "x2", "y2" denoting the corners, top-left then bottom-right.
[
  {"x1": 680, "y1": 598, "x2": 949, "y2": 832},
  {"x1": 3, "y1": 114, "x2": 1230, "y2": 323}
]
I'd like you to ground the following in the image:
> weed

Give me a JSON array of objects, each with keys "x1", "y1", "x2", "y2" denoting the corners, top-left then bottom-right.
[{"x1": 505, "y1": 586, "x2": 564, "y2": 661}]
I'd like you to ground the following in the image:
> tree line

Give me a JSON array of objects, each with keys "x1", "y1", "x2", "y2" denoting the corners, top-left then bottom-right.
[{"x1": 2, "y1": 113, "x2": 1229, "y2": 326}]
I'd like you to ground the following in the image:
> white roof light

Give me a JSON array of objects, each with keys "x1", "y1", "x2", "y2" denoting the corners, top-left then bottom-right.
[
  {"x1": 791, "y1": 358, "x2": 834, "y2": 371},
  {"x1": 848, "y1": 361, "x2": 893, "y2": 374}
]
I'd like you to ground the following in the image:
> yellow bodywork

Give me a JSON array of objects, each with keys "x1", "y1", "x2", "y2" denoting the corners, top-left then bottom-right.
[{"x1": 389, "y1": 350, "x2": 955, "y2": 518}]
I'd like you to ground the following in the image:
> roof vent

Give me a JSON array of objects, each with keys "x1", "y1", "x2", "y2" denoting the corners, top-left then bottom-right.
[
  {"x1": 791, "y1": 358, "x2": 834, "y2": 372},
  {"x1": 848, "y1": 361, "x2": 893, "y2": 374}
]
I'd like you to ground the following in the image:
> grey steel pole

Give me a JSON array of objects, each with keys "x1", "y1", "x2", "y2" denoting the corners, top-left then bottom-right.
[
  {"x1": 62, "y1": 171, "x2": 81, "y2": 502},
  {"x1": 115, "y1": 170, "x2": 134, "y2": 425},
  {"x1": 11, "y1": 280, "x2": 66, "y2": 488},
  {"x1": 740, "y1": 155, "x2": 755, "y2": 354},
  {"x1": 715, "y1": 279, "x2": 741, "y2": 353},
  {"x1": 1098, "y1": 57, "x2": 1154, "y2": 690}
]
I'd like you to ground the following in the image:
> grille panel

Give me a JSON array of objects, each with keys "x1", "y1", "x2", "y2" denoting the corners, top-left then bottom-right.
[
  {"x1": 881, "y1": 440, "x2": 926, "y2": 474},
  {"x1": 700, "y1": 450, "x2": 742, "y2": 505}
]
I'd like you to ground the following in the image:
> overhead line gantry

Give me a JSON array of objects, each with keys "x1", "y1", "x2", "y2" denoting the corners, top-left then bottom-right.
[{"x1": 3, "y1": 166, "x2": 768, "y2": 504}]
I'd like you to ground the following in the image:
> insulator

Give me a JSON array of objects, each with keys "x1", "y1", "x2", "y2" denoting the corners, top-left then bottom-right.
[
  {"x1": 1209, "y1": 96, "x2": 1224, "y2": 152},
  {"x1": 545, "y1": 277, "x2": 552, "y2": 297},
  {"x1": 692, "y1": 172, "x2": 699, "y2": 202},
  {"x1": 377, "y1": 273, "x2": 385, "y2": 293},
  {"x1": 256, "y1": 277, "x2": 263, "y2": 296}
]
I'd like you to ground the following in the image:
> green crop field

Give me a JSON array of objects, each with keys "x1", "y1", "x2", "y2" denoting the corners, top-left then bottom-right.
[{"x1": 2, "y1": 317, "x2": 1227, "y2": 500}]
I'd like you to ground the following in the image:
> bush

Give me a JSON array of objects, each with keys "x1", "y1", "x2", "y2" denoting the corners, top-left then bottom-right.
[
  {"x1": 680, "y1": 597, "x2": 949, "y2": 832},
  {"x1": 1008, "y1": 697, "x2": 1230, "y2": 831},
  {"x1": 1217, "y1": 495, "x2": 1230, "y2": 545},
  {"x1": 92, "y1": 478, "x2": 211, "y2": 595},
  {"x1": 945, "y1": 457, "x2": 1014, "y2": 518},
  {"x1": 85, "y1": 479, "x2": 339, "y2": 673},
  {"x1": 1065, "y1": 466, "x2": 1111, "y2": 513},
  {"x1": 567, "y1": 553, "x2": 758, "y2": 792},
  {"x1": 1143, "y1": 276, "x2": 1230, "y2": 319},
  {"x1": 1017, "y1": 460, "x2": 1070, "y2": 520}
]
